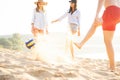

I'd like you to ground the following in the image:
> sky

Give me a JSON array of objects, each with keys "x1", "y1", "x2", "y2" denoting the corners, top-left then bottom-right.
[{"x1": 0, "y1": 0, "x2": 120, "y2": 36}]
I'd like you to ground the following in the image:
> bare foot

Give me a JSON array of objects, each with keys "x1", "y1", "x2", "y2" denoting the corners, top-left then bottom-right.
[
  {"x1": 74, "y1": 42, "x2": 81, "y2": 49},
  {"x1": 110, "y1": 69, "x2": 115, "y2": 72},
  {"x1": 110, "y1": 68, "x2": 115, "y2": 72}
]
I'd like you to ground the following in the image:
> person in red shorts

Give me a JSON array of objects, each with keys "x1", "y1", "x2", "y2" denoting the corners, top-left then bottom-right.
[
  {"x1": 74, "y1": 0, "x2": 120, "y2": 71},
  {"x1": 102, "y1": 6, "x2": 120, "y2": 31}
]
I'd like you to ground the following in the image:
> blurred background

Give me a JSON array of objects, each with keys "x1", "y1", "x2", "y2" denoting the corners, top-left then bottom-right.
[{"x1": 0, "y1": 0, "x2": 120, "y2": 61}]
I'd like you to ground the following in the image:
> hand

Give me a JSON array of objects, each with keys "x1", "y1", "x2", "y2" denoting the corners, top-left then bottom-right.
[
  {"x1": 51, "y1": 20, "x2": 58, "y2": 23},
  {"x1": 94, "y1": 17, "x2": 102, "y2": 26},
  {"x1": 46, "y1": 29, "x2": 48, "y2": 34},
  {"x1": 31, "y1": 26, "x2": 35, "y2": 33},
  {"x1": 78, "y1": 30, "x2": 80, "y2": 36}
]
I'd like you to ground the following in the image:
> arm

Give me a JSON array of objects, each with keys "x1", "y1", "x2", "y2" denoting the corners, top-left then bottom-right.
[
  {"x1": 77, "y1": 11, "x2": 80, "y2": 36},
  {"x1": 95, "y1": 0, "x2": 105, "y2": 18},
  {"x1": 78, "y1": 26, "x2": 80, "y2": 36},
  {"x1": 31, "y1": 9, "x2": 35, "y2": 26},
  {"x1": 45, "y1": 25, "x2": 48, "y2": 34},
  {"x1": 44, "y1": 13, "x2": 49, "y2": 34},
  {"x1": 52, "y1": 12, "x2": 68, "y2": 23},
  {"x1": 31, "y1": 10, "x2": 35, "y2": 33}
]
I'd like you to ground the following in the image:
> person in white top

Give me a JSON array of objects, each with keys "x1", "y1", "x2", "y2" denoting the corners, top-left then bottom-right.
[
  {"x1": 31, "y1": 0, "x2": 48, "y2": 40},
  {"x1": 52, "y1": 0, "x2": 80, "y2": 59},
  {"x1": 74, "y1": 0, "x2": 120, "y2": 71}
]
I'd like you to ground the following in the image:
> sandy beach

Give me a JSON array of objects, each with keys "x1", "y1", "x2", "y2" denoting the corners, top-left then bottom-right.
[
  {"x1": 0, "y1": 32, "x2": 120, "y2": 80},
  {"x1": 0, "y1": 48, "x2": 120, "y2": 80}
]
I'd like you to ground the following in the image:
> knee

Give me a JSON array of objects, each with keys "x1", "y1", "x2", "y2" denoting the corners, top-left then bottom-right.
[{"x1": 104, "y1": 38, "x2": 112, "y2": 46}]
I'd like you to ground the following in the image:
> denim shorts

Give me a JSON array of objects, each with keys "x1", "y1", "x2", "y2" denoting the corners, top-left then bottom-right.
[{"x1": 69, "y1": 23, "x2": 78, "y2": 32}]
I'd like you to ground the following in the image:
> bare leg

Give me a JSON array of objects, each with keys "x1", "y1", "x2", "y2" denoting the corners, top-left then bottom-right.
[
  {"x1": 103, "y1": 31, "x2": 115, "y2": 71},
  {"x1": 70, "y1": 40, "x2": 74, "y2": 59},
  {"x1": 65, "y1": 36, "x2": 69, "y2": 53},
  {"x1": 74, "y1": 23, "x2": 99, "y2": 49},
  {"x1": 65, "y1": 34, "x2": 74, "y2": 59}
]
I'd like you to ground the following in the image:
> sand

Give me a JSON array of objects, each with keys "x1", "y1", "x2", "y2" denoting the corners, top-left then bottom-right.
[
  {"x1": 0, "y1": 32, "x2": 120, "y2": 80},
  {"x1": 0, "y1": 48, "x2": 120, "y2": 80}
]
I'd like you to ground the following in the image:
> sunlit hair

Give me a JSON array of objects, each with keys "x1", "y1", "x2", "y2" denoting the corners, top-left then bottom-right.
[
  {"x1": 68, "y1": 2, "x2": 77, "y2": 14},
  {"x1": 36, "y1": 2, "x2": 45, "y2": 12}
]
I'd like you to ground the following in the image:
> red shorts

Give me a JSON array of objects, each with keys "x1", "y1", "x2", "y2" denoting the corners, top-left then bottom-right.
[{"x1": 102, "y1": 6, "x2": 120, "y2": 31}]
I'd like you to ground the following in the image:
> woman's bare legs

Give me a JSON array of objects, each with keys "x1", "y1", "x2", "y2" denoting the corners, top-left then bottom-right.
[
  {"x1": 74, "y1": 23, "x2": 99, "y2": 49},
  {"x1": 70, "y1": 39, "x2": 74, "y2": 59},
  {"x1": 65, "y1": 32, "x2": 74, "y2": 59},
  {"x1": 65, "y1": 35, "x2": 69, "y2": 53},
  {"x1": 103, "y1": 31, "x2": 115, "y2": 71}
]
